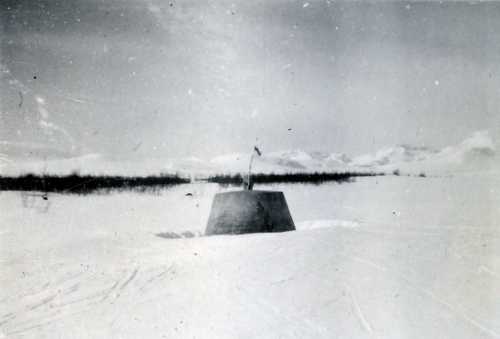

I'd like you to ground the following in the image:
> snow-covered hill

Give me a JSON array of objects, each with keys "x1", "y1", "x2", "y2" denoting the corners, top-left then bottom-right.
[
  {"x1": 209, "y1": 150, "x2": 352, "y2": 174},
  {"x1": 1, "y1": 131, "x2": 496, "y2": 176},
  {"x1": 364, "y1": 130, "x2": 497, "y2": 174},
  {"x1": 208, "y1": 131, "x2": 496, "y2": 175}
]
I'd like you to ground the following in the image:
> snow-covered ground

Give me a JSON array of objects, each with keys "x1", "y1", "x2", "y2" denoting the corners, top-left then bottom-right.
[{"x1": 1, "y1": 174, "x2": 500, "y2": 338}]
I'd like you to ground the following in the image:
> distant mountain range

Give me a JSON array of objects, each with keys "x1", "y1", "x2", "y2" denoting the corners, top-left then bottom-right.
[
  {"x1": 180, "y1": 130, "x2": 496, "y2": 175},
  {"x1": 1, "y1": 131, "x2": 496, "y2": 176}
]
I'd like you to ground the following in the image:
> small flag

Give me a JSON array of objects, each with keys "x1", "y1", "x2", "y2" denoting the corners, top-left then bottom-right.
[{"x1": 254, "y1": 146, "x2": 262, "y2": 156}]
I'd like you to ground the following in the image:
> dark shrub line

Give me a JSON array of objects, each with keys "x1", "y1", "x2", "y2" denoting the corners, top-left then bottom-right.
[
  {"x1": 0, "y1": 173, "x2": 190, "y2": 194},
  {"x1": 1, "y1": 171, "x2": 388, "y2": 193},
  {"x1": 205, "y1": 171, "x2": 384, "y2": 185}
]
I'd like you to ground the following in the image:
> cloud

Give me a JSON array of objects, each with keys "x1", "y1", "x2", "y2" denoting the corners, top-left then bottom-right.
[
  {"x1": 0, "y1": 152, "x2": 188, "y2": 176},
  {"x1": 0, "y1": 152, "x2": 103, "y2": 176},
  {"x1": 35, "y1": 94, "x2": 76, "y2": 150},
  {"x1": 0, "y1": 152, "x2": 13, "y2": 165},
  {"x1": 35, "y1": 95, "x2": 46, "y2": 105},
  {"x1": 147, "y1": 3, "x2": 161, "y2": 15},
  {"x1": 0, "y1": 141, "x2": 77, "y2": 160},
  {"x1": 0, "y1": 61, "x2": 29, "y2": 94},
  {"x1": 1, "y1": 61, "x2": 81, "y2": 161}
]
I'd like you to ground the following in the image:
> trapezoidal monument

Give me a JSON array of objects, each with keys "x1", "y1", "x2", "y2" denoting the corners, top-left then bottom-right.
[{"x1": 205, "y1": 146, "x2": 296, "y2": 236}]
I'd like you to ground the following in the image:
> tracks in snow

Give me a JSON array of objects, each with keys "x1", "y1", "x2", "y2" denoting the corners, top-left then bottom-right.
[{"x1": 1, "y1": 264, "x2": 176, "y2": 337}]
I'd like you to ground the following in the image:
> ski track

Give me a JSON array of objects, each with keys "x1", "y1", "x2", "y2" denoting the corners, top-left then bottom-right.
[
  {"x1": 1, "y1": 266, "x2": 157, "y2": 336},
  {"x1": 343, "y1": 283, "x2": 374, "y2": 335},
  {"x1": 298, "y1": 230, "x2": 500, "y2": 339}
]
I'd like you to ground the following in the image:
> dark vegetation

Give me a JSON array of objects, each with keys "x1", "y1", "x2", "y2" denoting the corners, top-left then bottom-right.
[
  {"x1": 392, "y1": 169, "x2": 429, "y2": 178},
  {"x1": 155, "y1": 231, "x2": 202, "y2": 239},
  {"x1": 0, "y1": 173, "x2": 190, "y2": 194},
  {"x1": 1, "y1": 171, "x2": 389, "y2": 194},
  {"x1": 205, "y1": 171, "x2": 384, "y2": 186}
]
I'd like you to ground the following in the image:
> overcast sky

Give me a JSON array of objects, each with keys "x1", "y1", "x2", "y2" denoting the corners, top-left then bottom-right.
[{"x1": 1, "y1": 0, "x2": 500, "y2": 171}]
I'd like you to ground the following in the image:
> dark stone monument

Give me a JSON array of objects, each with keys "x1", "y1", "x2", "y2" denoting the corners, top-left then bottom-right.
[
  {"x1": 206, "y1": 145, "x2": 295, "y2": 235},
  {"x1": 205, "y1": 190, "x2": 295, "y2": 235}
]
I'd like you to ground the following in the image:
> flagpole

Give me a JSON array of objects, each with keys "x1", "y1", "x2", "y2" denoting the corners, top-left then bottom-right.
[
  {"x1": 247, "y1": 152, "x2": 254, "y2": 190},
  {"x1": 246, "y1": 145, "x2": 261, "y2": 190}
]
